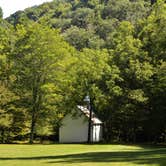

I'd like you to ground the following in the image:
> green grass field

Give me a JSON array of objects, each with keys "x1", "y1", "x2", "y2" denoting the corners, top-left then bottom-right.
[{"x1": 0, "y1": 144, "x2": 166, "y2": 166}]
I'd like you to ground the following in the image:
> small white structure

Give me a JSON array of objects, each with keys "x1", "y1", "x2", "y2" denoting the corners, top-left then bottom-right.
[{"x1": 59, "y1": 105, "x2": 103, "y2": 143}]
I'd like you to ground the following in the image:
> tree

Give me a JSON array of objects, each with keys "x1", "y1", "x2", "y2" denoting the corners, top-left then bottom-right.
[
  {"x1": 139, "y1": 0, "x2": 166, "y2": 142},
  {"x1": 0, "y1": 19, "x2": 19, "y2": 143},
  {"x1": 13, "y1": 22, "x2": 77, "y2": 143},
  {"x1": 99, "y1": 21, "x2": 154, "y2": 142},
  {"x1": 0, "y1": 7, "x2": 3, "y2": 19}
]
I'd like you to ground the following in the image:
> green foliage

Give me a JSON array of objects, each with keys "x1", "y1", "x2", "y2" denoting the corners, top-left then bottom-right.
[
  {"x1": 0, "y1": 19, "x2": 26, "y2": 143},
  {"x1": 0, "y1": 0, "x2": 165, "y2": 143},
  {"x1": 6, "y1": 0, "x2": 150, "y2": 50},
  {"x1": 0, "y1": 7, "x2": 3, "y2": 19},
  {"x1": 12, "y1": 22, "x2": 77, "y2": 143}
]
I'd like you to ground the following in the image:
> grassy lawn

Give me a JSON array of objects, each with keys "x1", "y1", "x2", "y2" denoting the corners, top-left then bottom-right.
[{"x1": 0, "y1": 144, "x2": 166, "y2": 166}]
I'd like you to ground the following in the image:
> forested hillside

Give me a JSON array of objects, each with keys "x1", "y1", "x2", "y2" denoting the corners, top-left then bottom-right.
[
  {"x1": 0, "y1": 0, "x2": 165, "y2": 143},
  {"x1": 7, "y1": 0, "x2": 151, "y2": 50}
]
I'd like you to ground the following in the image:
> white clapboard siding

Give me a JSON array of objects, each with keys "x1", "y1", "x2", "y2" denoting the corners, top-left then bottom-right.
[{"x1": 59, "y1": 106, "x2": 103, "y2": 143}]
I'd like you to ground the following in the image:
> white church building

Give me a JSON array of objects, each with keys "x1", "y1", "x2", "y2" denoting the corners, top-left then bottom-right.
[{"x1": 59, "y1": 105, "x2": 103, "y2": 143}]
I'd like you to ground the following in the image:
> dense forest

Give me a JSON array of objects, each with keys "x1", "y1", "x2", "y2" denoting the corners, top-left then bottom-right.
[{"x1": 0, "y1": 0, "x2": 165, "y2": 144}]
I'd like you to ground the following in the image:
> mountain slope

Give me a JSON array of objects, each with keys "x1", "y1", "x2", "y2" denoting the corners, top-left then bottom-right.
[{"x1": 6, "y1": 0, "x2": 151, "y2": 50}]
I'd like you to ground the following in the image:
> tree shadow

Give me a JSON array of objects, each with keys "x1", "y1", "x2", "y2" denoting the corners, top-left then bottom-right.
[{"x1": 0, "y1": 148, "x2": 166, "y2": 165}]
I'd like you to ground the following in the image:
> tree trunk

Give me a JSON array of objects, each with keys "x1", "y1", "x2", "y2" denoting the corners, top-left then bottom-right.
[
  {"x1": 29, "y1": 78, "x2": 38, "y2": 144},
  {"x1": 29, "y1": 80, "x2": 42, "y2": 144},
  {"x1": 1, "y1": 129, "x2": 5, "y2": 143},
  {"x1": 29, "y1": 111, "x2": 36, "y2": 144}
]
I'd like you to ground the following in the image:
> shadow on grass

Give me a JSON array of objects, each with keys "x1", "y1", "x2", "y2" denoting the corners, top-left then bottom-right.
[{"x1": 0, "y1": 148, "x2": 166, "y2": 165}]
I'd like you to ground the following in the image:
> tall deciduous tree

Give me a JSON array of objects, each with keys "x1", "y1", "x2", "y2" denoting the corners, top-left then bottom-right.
[
  {"x1": 0, "y1": 19, "x2": 18, "y2": 143},
  {"x1": 139, "y1": 0, "x2": 166, "y2": 142},
  {"x1": 13, "y1": 22, "x2": 76, "y2": 143}
]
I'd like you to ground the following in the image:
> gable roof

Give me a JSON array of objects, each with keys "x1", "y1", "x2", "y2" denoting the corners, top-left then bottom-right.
[{"x1": 77, "y1": 105, "x2": 102, "y2": 124}]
